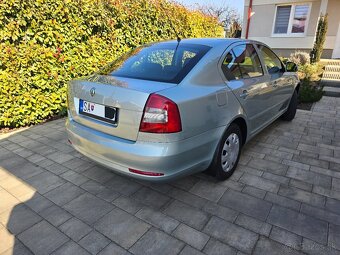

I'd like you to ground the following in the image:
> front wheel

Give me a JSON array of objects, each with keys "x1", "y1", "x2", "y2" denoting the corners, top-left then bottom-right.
[
  {"x1": 281, "y1": 90, "x2": 298, "y2": 121},
  {"x1": 210, "y1": 123, "x2": 242, "y2": 181}
]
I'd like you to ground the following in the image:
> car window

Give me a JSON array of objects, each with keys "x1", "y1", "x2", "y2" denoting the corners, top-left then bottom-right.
[
  {"x1": 222, "y1": 44, "x2": 263, "y2": 80},
  {"x1": 257, "y1": 45, "x2": 284, "y2": 76},
  {"x1": 99, "y1": 43, "x2": 211, "y2": 84}
]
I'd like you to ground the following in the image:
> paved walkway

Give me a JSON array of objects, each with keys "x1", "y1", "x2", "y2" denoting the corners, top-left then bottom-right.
[{"x1": 1, "y1": 96, "x2": 340, "y2": 255}]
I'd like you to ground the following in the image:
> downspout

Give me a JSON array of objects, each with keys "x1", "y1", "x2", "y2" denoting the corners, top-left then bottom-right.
[{"x1": 245, "y1": 0, "x2": 253, "y2": 39}]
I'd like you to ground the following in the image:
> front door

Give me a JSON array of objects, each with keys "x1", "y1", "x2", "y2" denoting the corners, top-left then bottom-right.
[
  {"x1": 221, "y1": 43, "x2": 275, "y2": 134},
  {"x1": 257, "y1": 44, "x2": 294, "y2": 116}
]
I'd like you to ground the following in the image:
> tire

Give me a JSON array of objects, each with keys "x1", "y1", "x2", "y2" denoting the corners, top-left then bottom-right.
[
  {"x1": 281, "y1": 90, "x2": 298, "y2": 121},
  {"x1": 210, "y1": 123, "x2": 243, "y2": 181}
]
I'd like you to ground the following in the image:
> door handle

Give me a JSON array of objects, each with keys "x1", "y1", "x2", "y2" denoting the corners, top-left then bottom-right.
[{"x1": 240, "y1": 90, "x2": 249, "y2": 99}]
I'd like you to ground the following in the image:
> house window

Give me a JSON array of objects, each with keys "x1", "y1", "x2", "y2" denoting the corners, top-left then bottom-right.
[{"x1": 273, "y1": 3, "x2": 310, "y2": 36}]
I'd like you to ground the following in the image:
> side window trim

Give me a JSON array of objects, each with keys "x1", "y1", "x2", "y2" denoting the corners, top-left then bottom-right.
[
  {"x1": 220, "y1": 43, "x2": 265, "y2": 81},
  {"x1": 256, "y1": 44, "x2": 286, "y2": 75}
]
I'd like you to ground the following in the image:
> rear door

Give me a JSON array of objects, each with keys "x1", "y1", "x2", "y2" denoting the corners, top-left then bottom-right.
[
  {"x1": 221, "y1": 43, "x2": 275, "y2": 134},
  {"x1": 256, "y1": 44, "x2": 294, "y2": 115}
]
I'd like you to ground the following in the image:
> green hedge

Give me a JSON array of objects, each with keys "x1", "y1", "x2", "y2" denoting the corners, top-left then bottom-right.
[{"x1": 0, "y1": 0, "x2": 223, "y2": 128}]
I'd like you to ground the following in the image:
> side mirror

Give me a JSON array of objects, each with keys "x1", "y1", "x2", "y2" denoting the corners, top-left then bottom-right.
[{"x1": 286, "y1": 62, "x2": 298, "y2": 72}]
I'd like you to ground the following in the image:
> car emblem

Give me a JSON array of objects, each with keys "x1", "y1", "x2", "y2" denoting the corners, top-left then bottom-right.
[{"x1": 90, "y1": 88, "x2": 95, "y2": 97}]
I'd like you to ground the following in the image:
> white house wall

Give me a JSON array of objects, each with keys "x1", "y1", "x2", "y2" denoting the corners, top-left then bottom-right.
[{"x1": 242, "y1": 0, "x2": 339, "y2": 57}]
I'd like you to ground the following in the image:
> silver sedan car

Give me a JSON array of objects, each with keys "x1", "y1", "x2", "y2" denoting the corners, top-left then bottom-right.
[{"x1": 66, "y1": 38, "x2": 299, "y2": 181}]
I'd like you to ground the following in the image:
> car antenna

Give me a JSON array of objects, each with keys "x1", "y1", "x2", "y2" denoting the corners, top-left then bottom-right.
[{"x1": 160, "y1": 1, "x2": 181, "y2": 44}]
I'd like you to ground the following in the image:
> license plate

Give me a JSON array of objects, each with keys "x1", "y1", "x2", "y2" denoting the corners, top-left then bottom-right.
[{"x1": 79, "y1": 99, "x2": 118, "y2": 124}]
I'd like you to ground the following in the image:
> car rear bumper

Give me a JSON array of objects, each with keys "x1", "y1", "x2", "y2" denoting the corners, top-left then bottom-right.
[{"x1": 66, "y1": 118, "x2": 224, "y2": 181}]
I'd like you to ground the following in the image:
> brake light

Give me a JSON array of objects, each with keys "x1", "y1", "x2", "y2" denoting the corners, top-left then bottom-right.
[{"x1": 139, "y1": 94, "x2": 182, "y2": 133}]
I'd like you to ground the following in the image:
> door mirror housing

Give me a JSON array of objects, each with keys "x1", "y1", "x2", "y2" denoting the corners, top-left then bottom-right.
[{"x1": 286, "y1": 62, "x2": 298, "y2": 72}]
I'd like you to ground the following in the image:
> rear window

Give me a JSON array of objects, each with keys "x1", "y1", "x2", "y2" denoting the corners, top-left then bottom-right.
[{"x1": 99, "y1": 43, "x2": 211, "y2": 83}]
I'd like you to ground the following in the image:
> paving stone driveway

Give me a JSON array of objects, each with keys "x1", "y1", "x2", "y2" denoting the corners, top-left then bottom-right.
[{"x1": 1, "y1": 96, "x2": 340, "y2": 255}]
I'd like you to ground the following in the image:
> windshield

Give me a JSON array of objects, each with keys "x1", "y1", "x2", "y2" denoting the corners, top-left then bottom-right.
[{"x1": 99, "y1": 42, "x2": 211, "y2": 83}]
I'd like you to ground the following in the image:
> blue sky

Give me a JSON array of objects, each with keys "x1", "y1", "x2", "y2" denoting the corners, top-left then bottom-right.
[{"x1": 176, "y1": 0, "x2": 245, "y2": 15}]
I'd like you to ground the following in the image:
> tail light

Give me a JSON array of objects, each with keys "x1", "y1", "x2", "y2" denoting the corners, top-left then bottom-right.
[{"x1": 139, "y1": 94, "x2": 182, "y2": 133}]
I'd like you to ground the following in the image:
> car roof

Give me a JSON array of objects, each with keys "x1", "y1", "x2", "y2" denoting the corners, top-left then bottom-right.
[{"x1": 159, "y1": 38, "x2": 257, "y2": 48}]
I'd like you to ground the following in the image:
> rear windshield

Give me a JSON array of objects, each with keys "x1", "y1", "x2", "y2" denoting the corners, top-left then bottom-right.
[{"x1": 99, "y1": 43, "x2": 211, "y2": 83}]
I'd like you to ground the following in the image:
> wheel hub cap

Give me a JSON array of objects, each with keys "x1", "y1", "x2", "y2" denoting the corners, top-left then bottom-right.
[{"x1": 221, "y1": 133, "x2": 240, "y2": 172}]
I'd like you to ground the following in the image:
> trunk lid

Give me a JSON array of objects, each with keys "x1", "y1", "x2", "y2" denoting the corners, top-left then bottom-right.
[{"x1": 68, "y1": 75, "x2": 176, "y2": 141}]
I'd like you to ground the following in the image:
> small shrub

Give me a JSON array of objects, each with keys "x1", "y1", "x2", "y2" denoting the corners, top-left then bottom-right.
[
  {"x1": 297, "y1": 63, "x2": 324, "y2": 81},
  {"x1": 298, "y1": 80, "x2": 323, "y2": 103},
  {"x1": 288, "y1": 51, "x2": 310, "y2": 65}
]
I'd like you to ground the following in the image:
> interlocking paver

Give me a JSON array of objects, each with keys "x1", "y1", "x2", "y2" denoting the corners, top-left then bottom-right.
[
  {"x1": 326, "y1": 198, "x2": 340, "y2": 214},
  {"x1": 26, "y1": 172, "x2": 65, "y2": 194},
  {"x1": 60, "y1": 170, "x2": 89, "y2": 186},
  {"x1": 17, "y1": 220, "x2": 69, "y2": 255},
  {"x1": 24, "y1": 193, "x2": 54, "y2": 213},
  {"x1": 248, "y1": 158, "x2": 288, "y2": 175},
  {"x1": 135, "y1": 207, "x2": 179, "y2": 233},
  {"x1": 240, "y1": 173, "x2": 279, "y2": 193},
  {"x1": 80, "y1": 180, "x2": 107, "y2": 195},
  {"x1": 301, "y1": 203, "x2": 340, "y2": 226},
  {"x1": 45, "y1": 182, "x2": 85, "y2": 206},
  {"x1": 329, "y1": 224, "x2": 340, "y2": 250},
  {"x1": 0, "y1": 189, "x2": 20, "y2": 214},
  {"x1": 253, "y1": 237, "x2": 304, "y2": 255},
  {"x1": 78, "y1": 230, "x2": 110, "y2": 254},
  {"x1": 269, "y1": 226, "x2": 302, "y2": 250},
  {"x1": 287, "y1": 167, "x2": 332, "y2": 188},
  {"x1": 82, "y1": 165, "x2": 115, "y2": 184},
  {"x1": 218, "y1": 189, "x2": 272, "y2": 221},
  {"x1": 95, "y1": 208, "x2": 150, "y2": 249},
  {"x1": 289, "y1": 178, "x2": 313, "y2": 192},
  {"x1": 242, "y1": 185, "x2": 266, "y2": 199},
  {"x1": 131, "y1": 187, "x2": 171, "y2": 209},
  {"x1": 103, "y1": 174, "x2": 141, "y2": 196},
  {"x1": 168, "y1": 187, "x2": 209, "y2": 208},
  {"x1": 63, "y1": 193, "x2": 114, "y2": 225},
  {"x1": 59, "y1": 217, "x2": 92, "y2": 242},
  {"x1": 0, "y1": 204, "x2": 41, "y2": 235},
  {"x1": 189, "y1": 180, "x2": 227, "y2": 202},
  {"x1": 203, "y1": 216, "x2": 258, "y2": 254},
  {"x1": 179, "y1": 246, "x2": 205, "y2": 255},
  {"x1": 267, "y1": 205, "x2": 328, "y2": 244},
  {"x1": 112, "y1": 196, "x2": 145, "y2": 214},
  {"x1": 40, "y1": 204, "x2": 72, "y2": 227},
  {"x1": 235, "y1": 214, "x2": 272, "y2": 236},
  {"x1": 1, "y1": 238, "x2": 33, "y2": 255},
  {"x1": 173, "y1": 224, "x2": 209, "y2": 250},
  {"x1": 163, "y1": 200, "x2": 210, "y2": 230},
  {"x1": 98, "y1": 242, "x2": 130, "y2": 255},
  {"x1": 0, "y1": 225, "x2": 15, "y2": 254},
  {"x1": 52, "y1": 240, "x2": 90, "y2": 255},
  {"x1": 129, "y1": 228, "x2": 184, "y2": 255},
  {"x1": 279, "y1": 186, "x2": 325, "y2": 208},
  {"x1": 301, "y1": 238, "x2": 340, "y2": 255},
  {"x1": 2, "y1": 96, "x2": 340, "y2": 255},
  {"x1": 203, "y1": 238, "x2": 237, "y2": 255}
]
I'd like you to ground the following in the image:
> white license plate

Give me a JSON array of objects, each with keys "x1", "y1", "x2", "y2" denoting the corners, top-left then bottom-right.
[{"x1": 79, "y1": 99, "x2": 117, "y2": 124}]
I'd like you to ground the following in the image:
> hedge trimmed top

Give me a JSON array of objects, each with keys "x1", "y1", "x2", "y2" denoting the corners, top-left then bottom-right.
[{"x1": 0, "y1": 0, "x2": 223, "y2": 128}]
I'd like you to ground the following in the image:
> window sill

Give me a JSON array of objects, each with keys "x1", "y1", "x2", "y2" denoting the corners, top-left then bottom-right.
[{"x1": 271, "y1": 34, "x2": 307, "y2": 38}]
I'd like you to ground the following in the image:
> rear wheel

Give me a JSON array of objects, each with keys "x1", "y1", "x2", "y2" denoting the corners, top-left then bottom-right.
[
  {"x1": 281, "y1": 90, "x2": 298, "y2": 121},
  {"x1": 210, "y1": 123, "x2": 242, "y2": 181}
]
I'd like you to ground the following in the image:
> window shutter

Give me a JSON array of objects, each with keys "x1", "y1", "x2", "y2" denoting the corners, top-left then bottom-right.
[{"x1": 274, "y1": 6, "x2": 292, "y2": 34}]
